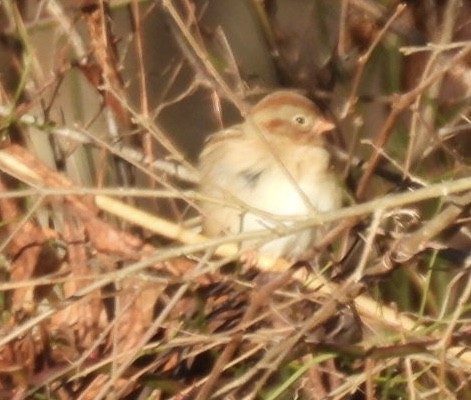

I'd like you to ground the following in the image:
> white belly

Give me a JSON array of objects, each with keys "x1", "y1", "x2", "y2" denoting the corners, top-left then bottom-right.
[
  {"x1": 236, "y1": 164, "x2": 342, "y2": 259},
  {"x1": 201, "y1": 137, "x2": 343, "y2": 259}
]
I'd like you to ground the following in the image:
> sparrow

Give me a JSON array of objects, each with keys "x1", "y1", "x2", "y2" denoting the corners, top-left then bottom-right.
[{"x1": 198, "y1": 90, "x2": 343, "y2": 261}]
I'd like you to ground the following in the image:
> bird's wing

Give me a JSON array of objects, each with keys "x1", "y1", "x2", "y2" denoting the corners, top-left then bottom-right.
[{"x1": 199, "y1": 126, "x2": 270, "y2": 197}]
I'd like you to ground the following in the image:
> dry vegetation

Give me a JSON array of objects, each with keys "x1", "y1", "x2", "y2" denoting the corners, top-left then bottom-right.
[{"x1": 1, "y1": 0, "x2": 471, "y2": 399}]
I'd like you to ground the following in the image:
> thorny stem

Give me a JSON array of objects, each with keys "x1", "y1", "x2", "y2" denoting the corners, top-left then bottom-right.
[
  {"x1": 404, "y1": 0, "x2": 462, "y2": 172},
  {"x1": 355, "y1": 42, "x2": 471, "y2": 200},
  {"x1": 161, "y1": 0, "x2": 248, "y2": 114},
  {"x1": 342, "y1": 3, "x2": 407, "y2": 118}
]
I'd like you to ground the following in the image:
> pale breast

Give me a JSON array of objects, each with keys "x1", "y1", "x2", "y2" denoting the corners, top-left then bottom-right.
[
  {"x1": 230, "y1": 143, "x2": 341, "y2": 258},
  {"x1": 199, "y1": 131, "x2": 342, "y2": 259}
]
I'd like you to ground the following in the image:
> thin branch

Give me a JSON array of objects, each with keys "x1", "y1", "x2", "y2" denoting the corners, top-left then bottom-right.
[
  {"x1": 342, "y1": 3, "x2": 407, "y2": 118},
  {"x1": 161, "y1": 0, "x2": 248, "y2": 113},
  {"x1": 404, "y1": 0, "x2": 463, "y2": 172},
  {"x1": 355, "y1": 41, "x2": 471, "y2": 199},
  {"x1": 0, "y1": 104, "x2": 198, "y2": 182}
]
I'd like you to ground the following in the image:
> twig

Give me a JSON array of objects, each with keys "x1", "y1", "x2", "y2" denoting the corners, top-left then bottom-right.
[
  {"x1": 46, "y1": 0, "x2": 87, "y2": 60},
  {"x1": 4, "y1": 146, "x2": 471, "y2": 375},
  {"x1": 0, "y1": 104, "x2": 198, "y2": 183},
  {"x1": 195, "y1": 269, "x2": 296, "y2": 400},
  {"x1": 355, "y1": 41, "x2": 471, "y2": 199},
  {"x1": 131, "y1": 0, "x2": 154, "y2": 169},
  {"x1": 93, "y1": 253, "x2": 211, "y2": 400},
  {"x1": 400, "y1": 41, "x2": 471, "y2": 56},
  {"x1": 342, "y1": 3, "x2": 407, "y2": 118},
  {"x1": 238, "y1": 280, "x2": 363, "y2": 400},
  {"x1": 161, "y1": 0, "x2": 247, "y2": 113},
  {"x1": 404, "y1": 0, "x2": 463, "y2": 172}
]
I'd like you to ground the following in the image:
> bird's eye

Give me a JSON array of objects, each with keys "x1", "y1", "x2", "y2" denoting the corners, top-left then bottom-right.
[{"x1": 293, "y1": 115, "x2": 308, "y2": 125}]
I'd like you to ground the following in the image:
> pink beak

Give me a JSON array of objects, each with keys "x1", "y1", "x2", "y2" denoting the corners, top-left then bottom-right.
[{"x1": 312, "y1": 119, "x2": 335, "y2": 135}]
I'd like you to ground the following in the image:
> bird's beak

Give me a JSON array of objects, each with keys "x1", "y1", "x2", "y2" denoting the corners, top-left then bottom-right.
[{"x1": 312, "y1": 119, "x2": 335, "y2": 135}]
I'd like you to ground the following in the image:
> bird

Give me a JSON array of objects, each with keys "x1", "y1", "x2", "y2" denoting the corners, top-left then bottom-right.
[{"x1": 198, "y1": 90, "x2": 343, "y2": 261}]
